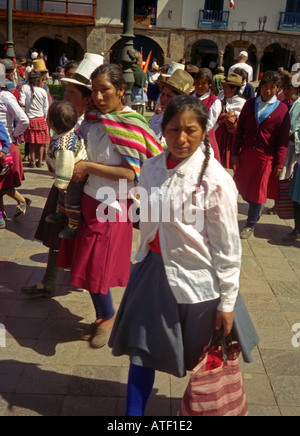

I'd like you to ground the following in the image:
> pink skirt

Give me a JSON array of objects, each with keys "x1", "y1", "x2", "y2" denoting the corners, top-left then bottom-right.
[
  {"x1": 57, "y1": 193, "x2": 133, "y2": 294},
  {"x1": 23, "y1": 117, "x2": 50, "y2": 144},
  {"x1": 234, "y1": 148, "x2": 279, "y2": 204},
  {"x1": 0, "y1": 143, "x2": 24, "y2": 191}
]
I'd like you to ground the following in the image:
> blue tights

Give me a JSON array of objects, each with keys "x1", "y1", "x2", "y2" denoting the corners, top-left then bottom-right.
[
  {"x1": 90, "y1": 290, "x2": 115, "y2": 320},
  {"x1": 246, "y1": 200, "x2": 262, "y2": 228},
  {"x1": 126, "y1": 363, "x2": 156, "y2": 416}
]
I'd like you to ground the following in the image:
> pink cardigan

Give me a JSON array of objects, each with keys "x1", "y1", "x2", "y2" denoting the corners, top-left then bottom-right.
[{"x1": 232, "y1": 98, "x2": 290, "y2": 168}]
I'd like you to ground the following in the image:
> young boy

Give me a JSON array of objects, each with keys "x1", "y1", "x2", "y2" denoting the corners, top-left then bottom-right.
[{"x1": 46, "y1": 100, "x2": 87, "y2": 239}]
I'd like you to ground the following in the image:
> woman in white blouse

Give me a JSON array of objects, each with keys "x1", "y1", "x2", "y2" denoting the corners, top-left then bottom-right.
[
  {"x1": 0, "y1": 66, "x2": 30, "y2": 223},
  {"x1": 215, "y1": 73, "x2": 246, "y2": 168}
]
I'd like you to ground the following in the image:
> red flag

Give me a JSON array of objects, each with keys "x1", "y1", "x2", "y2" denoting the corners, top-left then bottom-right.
[
  {"x1": 229, "y1": 0, "x2": 235, "y2": 9},
  {"x1": 143, "y1": 51, "x2": 152, "y2": 73}
]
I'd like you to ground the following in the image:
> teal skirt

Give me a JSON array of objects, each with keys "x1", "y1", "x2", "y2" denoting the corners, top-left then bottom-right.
[{"x1": 290, "y1": 163, "x2": 300, "y2": 204}]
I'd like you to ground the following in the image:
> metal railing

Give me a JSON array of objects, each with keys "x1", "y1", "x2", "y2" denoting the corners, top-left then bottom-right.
[
  {"x1": 198, "y1": 9, "x2": 230, "y2": 29},
  {"x1": 278, "y1": 11, "x2": 300, "y2": 30}
]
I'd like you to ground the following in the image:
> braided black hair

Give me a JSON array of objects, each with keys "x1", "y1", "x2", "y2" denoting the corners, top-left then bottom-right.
[
  {"x1": 161, "y1": 94, "x2": 211, "y2": 184},
  {"x1": 27, "y1": 69, "x2": 42, "y2": 99}
]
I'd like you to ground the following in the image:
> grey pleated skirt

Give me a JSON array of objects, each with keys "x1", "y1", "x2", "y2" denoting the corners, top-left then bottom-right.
[{"x1": 108, "y1": 251, "x2": 260, "y2": 378}]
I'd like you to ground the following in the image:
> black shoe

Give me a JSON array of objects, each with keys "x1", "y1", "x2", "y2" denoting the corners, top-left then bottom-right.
[
  {"x1": 45, "y1": 212, "x2": 66, "y2": 224},
  {"x1": 59, "y1": 228, "x2": 77, "y2": 239},
  {"x1": 282, "y1": 230, "x2": 300, "y2": 242},
  {"x1": 21, "y1": 282, "x2": 56, "y2": 298}
]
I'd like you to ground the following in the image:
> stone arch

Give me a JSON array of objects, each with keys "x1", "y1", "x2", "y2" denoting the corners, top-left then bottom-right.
[
  {"x1": 190, "y1": 39, "x2": 219, "y2": 69},
  {"x1": 261, "y1": 42, "x2": 294, "y2": 72},
  {"x1": 108, "y1": 35, "x2": 164, "y2": 66},
  {"x1": 32, "y1": 36, "x2": 84, "y2": 75},
  {"x1": 223, "y1": 40, "x2": 257, "y2": 74}
]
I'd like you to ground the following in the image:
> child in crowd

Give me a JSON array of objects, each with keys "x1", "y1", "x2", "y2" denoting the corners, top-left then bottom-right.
[
  {"x1": 45, "y1": 100, "x2": 88, "y2": 239},
  {"x1": 109, "y1": 95, "x2": 259, "y2": 416},
  {"x1": 19, "y1": 69, "x2": 50, "y2": 167},
  {"x1": 191, "y1": 68, "x2": 222, "y2": 163}
]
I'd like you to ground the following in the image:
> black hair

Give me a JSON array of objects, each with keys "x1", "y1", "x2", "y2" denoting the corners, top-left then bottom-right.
[
  {"x1": 91, "y1": 64, "x2": 127, "y2": 105},
  {"x1": 48, "y1": 100, "x2": 77, "y2": 132},
  {"x1": 162, "y1": 94, "x2": 211, "y2": 183},
  {"x1": 259, "y1": 70, "x2": 281, "y2": 90},
  {"x1": 194, "y1": 68, "x2": 216, "y2": 94},
  {"x1": 64, "y1": 60, "x2": 79, "y2": 75},
  {"x1": 28, "y1": 69, "x2": 42, "y2": 98}
]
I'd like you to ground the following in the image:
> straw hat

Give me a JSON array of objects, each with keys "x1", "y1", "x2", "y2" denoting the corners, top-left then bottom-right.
[
  {"x1": 222, "y1": 73, "x2": 244, "y2": 87},
  {"x1": 61, "y1": 53, "x2": 104, "y2": 89},
  {"x1": 32, "y1": 58, "x2": 48, "y2": 72},
  {"x1": 162, "y1": 61, "x2": 185, "y2": 78},
  {"x1": 152, "y1": 63, "x2": 160, "y2": 71},
  {"x1": 159, "y1": 69, "x2": 195, "y2": 95}
]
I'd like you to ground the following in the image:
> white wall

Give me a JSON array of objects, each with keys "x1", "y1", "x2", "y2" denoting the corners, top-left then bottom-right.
[{"x1": 96, "y1": 0, "x2": 287, "y2": 32}]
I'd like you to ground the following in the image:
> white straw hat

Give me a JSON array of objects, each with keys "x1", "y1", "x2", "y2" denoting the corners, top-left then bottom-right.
[
  {"x1": 162, "y1": 61, "x2": 185, "y2": 78},
  {"x1": 61, "y1": 53, "x2": 104, "y2": 89}
]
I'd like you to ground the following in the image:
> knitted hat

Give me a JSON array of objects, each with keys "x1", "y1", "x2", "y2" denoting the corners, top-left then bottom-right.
[
  {"x1": 61, "y1": 53, "x2": 104, "y2": 89},
  {"x1": 32, "y1": 58, "x2": 48, "y2": 72},
  {"x1": 222, "y1": 73, "x2": 244, "y2": 87},
  {"x1": 159, "y1": 69, "x2": 195, "y2": 95}
]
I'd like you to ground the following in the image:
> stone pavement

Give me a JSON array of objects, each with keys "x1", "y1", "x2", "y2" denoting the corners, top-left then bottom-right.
[{"x1": 0, "y1": 165, "x2": 300, "y2": 417}]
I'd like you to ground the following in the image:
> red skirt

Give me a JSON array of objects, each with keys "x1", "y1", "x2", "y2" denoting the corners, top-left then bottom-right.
[
  {"x1": 0, "y1": 143, "x2": 24, "y2": 191},
  {"x1": 23, "y1": 117, "x2": 50, "y2": 144},
  {"x1": 234, "y1": 148, "x2": 279, "y2": 204},
  {"x1": 215, "y1": 123, "x2": 235, "y2": 169},
  {"x1": 57, "y1": 193, "x2": 133, "y2": 294},
  {"x1": 208, "y1": 129, "x2": 221, "y2": 164}
]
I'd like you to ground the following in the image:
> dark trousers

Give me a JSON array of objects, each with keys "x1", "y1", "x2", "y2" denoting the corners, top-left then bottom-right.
[
  {"x1": 246, "y1": 200, "x2": 262, "y2": 229},
  {"x1": 294, "y1": 202, "x2": 300, "y2": 233}
]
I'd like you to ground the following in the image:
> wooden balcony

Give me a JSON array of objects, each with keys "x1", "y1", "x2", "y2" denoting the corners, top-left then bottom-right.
[{"x1": 0, "y1": 0, "x2": 96, "y2": 26}]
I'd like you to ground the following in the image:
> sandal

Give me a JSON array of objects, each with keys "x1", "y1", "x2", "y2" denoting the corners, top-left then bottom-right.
[{"x1": 14, "y1": 198, "x2": 32, "y2": 219}]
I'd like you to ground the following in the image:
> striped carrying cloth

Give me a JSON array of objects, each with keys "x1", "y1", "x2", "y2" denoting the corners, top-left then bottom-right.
[
  {"x1": 85, "y1": 104, "x2": 163, "y2": 182},
  {"x1": 178, "y1": 339, "x2": 248, "y2": 416}
]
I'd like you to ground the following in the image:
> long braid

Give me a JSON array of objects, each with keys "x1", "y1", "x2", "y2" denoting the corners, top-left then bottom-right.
[{"x1": 199, "y1": 134, "x2": 211, "y2": 185}]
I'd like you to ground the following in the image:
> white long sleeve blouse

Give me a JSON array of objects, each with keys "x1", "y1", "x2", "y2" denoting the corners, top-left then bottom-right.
[
  {"x1": 19, "y1": 84, "x2": 48, "y2": 119},
  {"x1": 0, "y1": 90, "x2": 29, "y2": 142},
  {"x1": 136, "y1": 147, "x2": 242, "y2": 312}
]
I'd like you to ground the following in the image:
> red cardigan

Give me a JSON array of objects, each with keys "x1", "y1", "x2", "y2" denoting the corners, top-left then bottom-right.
[{"x1": 232, "y1": 98, "x2": 290, "y2": 168}]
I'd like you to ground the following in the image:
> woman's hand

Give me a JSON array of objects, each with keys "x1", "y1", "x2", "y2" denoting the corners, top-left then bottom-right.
[
  {"x1": 72, "y1": 161, "x2": 89, "y2": 183},
  {"x1": 273, "y1": 167, "x2": 283, "y2": 178},
  {"x1": 215, "y1": 311, "x2": 234, "y2": 337},
  {"x1": 231, "y1": 156, "x2": 239, "y2": 168}
]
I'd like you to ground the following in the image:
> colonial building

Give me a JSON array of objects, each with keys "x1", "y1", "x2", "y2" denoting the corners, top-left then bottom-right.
[{"x1": 0, "y1": 0, "x2": 299, "y2": 78}]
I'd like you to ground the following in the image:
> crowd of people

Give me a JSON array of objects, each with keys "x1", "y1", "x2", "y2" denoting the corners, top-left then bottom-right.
[{"x1": 0, "y1": 47, "x2": 299, "y2": 416}]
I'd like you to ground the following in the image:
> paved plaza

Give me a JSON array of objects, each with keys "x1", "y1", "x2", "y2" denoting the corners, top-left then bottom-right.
[{"x1": 0, "y1": 164, "x2": 300, "y2": 417}]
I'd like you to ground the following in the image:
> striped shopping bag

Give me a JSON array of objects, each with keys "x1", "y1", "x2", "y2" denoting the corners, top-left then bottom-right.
[
  {"x1": 178, "y1": 333, "x2": 248, "y2": 417},
  {"x1": 275, "y1": 179, "x2": 294, "y2": 220}
]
